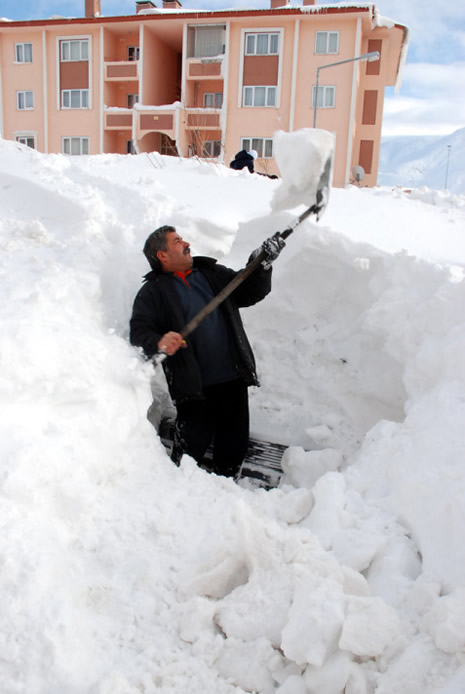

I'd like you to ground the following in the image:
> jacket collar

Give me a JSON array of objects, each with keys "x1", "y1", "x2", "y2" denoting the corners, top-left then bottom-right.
[{"x1": 143, "y1": 255, "x2": 217, "y2": 282}]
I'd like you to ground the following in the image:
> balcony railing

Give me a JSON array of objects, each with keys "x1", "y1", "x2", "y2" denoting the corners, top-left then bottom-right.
[
  {"x1": 105, "y1": 109, "x2": 133, "y2": 129},
  {"x1": 187, "y1": 57, "x2": 223, "y2": 79},
  {"x1": 104, "y1": 61, "x2": 138, "y2": 81},
  {"x1": 139, "y1": 109, "x2": 176, "y2": 134},
  {"x1": 185, "y1": 109, "x2": 221, "y2": 129}
]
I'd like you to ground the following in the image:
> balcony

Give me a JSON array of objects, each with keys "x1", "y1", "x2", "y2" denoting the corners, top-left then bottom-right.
[
  {"x1": 104, "y1": 61, "x2": 138, "y2": 82},
  {"x1": 105, "y1": 109, "x2": 133, "y2": 129},
  {"x1": 138, "y1": 108, "x2": 176, "y2": 137},
  {"x1": 186, "y1": 57, "x2": 223, "y2": 80},
  {"x1": 185, "y1": 109, "x2": 221, "y2": 130}
]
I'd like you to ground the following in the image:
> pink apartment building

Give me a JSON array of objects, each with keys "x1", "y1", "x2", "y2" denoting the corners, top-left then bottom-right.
[{"x1": 0, "y1": 0, "x2": 407, "y2": 186}]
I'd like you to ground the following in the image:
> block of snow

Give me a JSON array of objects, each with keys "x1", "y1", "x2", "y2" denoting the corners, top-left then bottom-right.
[
  {"x1": 214, "y1": 569, "x2": 294, "y2": 647},
  {"x1": 303, "y1": 650, "x2": 351, "y2": 694},
  {"x1": 281, "y1": 575, "x2": 345, "y2": 666},
  {"x1": 214, "y1": 636, "x2": 280, "y2": 692},
  {"x1": 278, "y1": 487, "x2": 314, "y2": 524},
  {"x1": 271, "y1": 128, "x2": 335, "y2": 212},
  {"x1": 281, "y1": 447, "x2": 343, "y2": 490},
  {"x1": 276, "y1": 675, "x2": 308, "y2": 694},
  {"x1": 339, "y1": 595, "x2": 402, "y2": 657},
  {"x1": 427, "y1": 587, "x2": 465, "y2": 654}
]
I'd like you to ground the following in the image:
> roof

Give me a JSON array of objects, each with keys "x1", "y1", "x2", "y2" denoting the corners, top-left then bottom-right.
[{"x1": 0, "y1": 3, "x2": 377, "y2": 28}]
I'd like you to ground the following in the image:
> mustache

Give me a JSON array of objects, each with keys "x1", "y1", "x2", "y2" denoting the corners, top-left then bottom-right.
[{"x1": 183, "y1": 246, "x2": 191, "y2": 255}]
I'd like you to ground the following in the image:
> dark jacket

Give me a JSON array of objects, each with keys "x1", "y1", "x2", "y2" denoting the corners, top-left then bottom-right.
[
  {"x1": 230, "y1": 150, "x2": 255, "y2": 173},
  {"x1": 129, "y1": 256, "x2": 272, "y2": 403}
]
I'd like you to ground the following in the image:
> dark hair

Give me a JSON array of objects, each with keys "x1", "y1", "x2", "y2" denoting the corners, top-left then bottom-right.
[{"x1": 143, "y1": 225, "x2": 176, "y2": 270}]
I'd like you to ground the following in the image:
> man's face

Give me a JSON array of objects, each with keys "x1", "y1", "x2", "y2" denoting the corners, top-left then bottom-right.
[{"x1": 157, "y1": 231, "x2": 193, "y2": 273}]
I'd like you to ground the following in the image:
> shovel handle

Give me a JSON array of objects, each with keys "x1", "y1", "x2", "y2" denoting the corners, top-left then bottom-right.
[
  {"x1": 152, "y1": 199, "x2": 321, "y2": 368},
  {"x1": 180, "y1": 249, "x2": 267, "y2": 340}
]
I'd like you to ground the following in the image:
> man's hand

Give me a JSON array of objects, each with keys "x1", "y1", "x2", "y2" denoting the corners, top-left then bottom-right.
[
  {"x1": 260, "y1": 233, "x2": 286, "y2": 270},
  {"x1": 158, "y1": 332, "x2": 186, "y2": 356}
]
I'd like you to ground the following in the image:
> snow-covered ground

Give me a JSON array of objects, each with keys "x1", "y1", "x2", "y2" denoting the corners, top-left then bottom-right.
[{"x1": 1, "y1": 136, "x2": 465, "y2": 694}]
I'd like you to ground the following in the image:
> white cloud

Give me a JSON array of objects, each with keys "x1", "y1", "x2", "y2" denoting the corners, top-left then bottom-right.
[
  {"x1": 382, "y1": 95, "x2": 465, "y2": 137},
  {"x1": 369, "y1": 0, "x2": 465, "y2": 56},
  {"x1": 402, "y1": 61, "x2": 465, "y2": 96},
  {"x1": 383, "y1": 61, "x2": 465, "y2": 136}
]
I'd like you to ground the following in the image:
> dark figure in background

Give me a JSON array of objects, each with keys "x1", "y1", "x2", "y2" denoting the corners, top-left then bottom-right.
[
  {"x1": 229, "y1": 149, "x2": 258, "y2": 173},
  {"x1": 230, "y1": 149, "x2": 278, "y2": 179},
  {"x1": 129, "y1": 225, "x2": 284, "y2": 478}
]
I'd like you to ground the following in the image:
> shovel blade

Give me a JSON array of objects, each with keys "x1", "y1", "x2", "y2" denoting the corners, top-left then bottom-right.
[
  {"x1": 270, "y1": 128, "x2": 335, "y2": 217},
  {"x1": 313, "y1": 151, "x2": 334, "y2": 220}
]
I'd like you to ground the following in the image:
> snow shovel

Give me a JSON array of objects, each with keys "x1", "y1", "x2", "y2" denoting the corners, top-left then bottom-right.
[{"x1": 153, "y1": 129, "x2": 334, "y2": 367}]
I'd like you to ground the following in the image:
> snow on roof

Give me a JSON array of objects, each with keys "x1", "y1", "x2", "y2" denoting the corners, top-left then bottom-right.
[
  {"x1": 0, "y1": 0, "x2": 408, "y2": 43},
  {"x1": 373, "y1": 7, "x2": 410, "y2": 92},
  {"x1": 300, "y1": 1, "x2": 373, "y2": 12}
]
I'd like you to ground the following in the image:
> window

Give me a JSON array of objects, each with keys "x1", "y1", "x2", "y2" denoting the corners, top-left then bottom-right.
[
  {"x1": 15, "y1": 43, "x2": 32, "y2": 63},
  {"x1": 16, "y1": 135, "x2": 35, "y2": 149},
  {"x1": 245, "y1": 33, "x2": 279, "y2": 55},
  {"x1": 203, "y1": 92, "x2": 223, "y2": 108},
  {"x1": 241, "y1": 137, "x2": 273, "y2": 159},
  {"x1": 61, "y1": 40, "x2": 89, "y2": 62},
  {"x1": 62, "y1": 137, "x2": 89, "y2": 155},
  {"x1": 127, "y1": 94, "x2": 139, "y2": 108},
  {"x1": 128, "y1": 46, "x2": 140, "y2": 61},
  {"x1": 17, "y1": 91, "x2": 34, "y2": 110},
  {"x1": 202, "y1": 140, "x2": 221, "y2": 157},
  {"x1": 315, "y1": 31, "x2": 339, "y2": 54},
  {"x1": 312, "y1": 85, "x2": 335, "y2": 109},
  {"x1": 188, "y1": 26, "x2": 226, "y2": 58},
  {"x1": 61, "y1": 89, "x2": 89, "y2": 109},
  {"x1": 243, "y1": 86, "x2": 276, "y2": 107}
]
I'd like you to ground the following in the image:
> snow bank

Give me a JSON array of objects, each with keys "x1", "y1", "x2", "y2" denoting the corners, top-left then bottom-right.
[{"x1": 1, "y1": 138, "x2": 465, "y2": 693}]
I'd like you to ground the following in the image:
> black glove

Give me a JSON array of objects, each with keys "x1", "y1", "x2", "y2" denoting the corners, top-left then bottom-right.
[{"x1": 259, "y1": 233, "x2": 286, "y2": 270}]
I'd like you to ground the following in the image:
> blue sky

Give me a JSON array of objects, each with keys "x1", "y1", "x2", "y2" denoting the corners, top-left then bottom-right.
[{"x1": 2, "y1": 0, "x2": 464, "y2": 137}]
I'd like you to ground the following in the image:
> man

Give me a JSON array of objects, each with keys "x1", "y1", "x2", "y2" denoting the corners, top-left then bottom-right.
[
  {"x1": 129, "y1": 225, "x2": 284, "y2": 478},
  {"x1": 229, "y1": 149, "x2": 257, "y2": 173}
]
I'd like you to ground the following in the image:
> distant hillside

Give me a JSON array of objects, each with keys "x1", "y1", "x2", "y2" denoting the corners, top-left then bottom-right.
[{"x1": 378, "y1": 127, "x2": 465, "y2": 194}]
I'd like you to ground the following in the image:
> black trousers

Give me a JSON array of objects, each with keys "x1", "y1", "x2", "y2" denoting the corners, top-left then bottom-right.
[{"x1": 171, "y1": 379, "x2": 249, "y2": 478}]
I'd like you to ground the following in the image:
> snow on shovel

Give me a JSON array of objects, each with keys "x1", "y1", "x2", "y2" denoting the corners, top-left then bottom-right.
[{"x1": 154, "y1": 128, "x2": 335, "y2": 367}]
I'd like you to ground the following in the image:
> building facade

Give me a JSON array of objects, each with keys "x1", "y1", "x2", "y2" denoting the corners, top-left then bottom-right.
[{"x1": 0, "y1": 0, "x2": 407, "y2": 186}]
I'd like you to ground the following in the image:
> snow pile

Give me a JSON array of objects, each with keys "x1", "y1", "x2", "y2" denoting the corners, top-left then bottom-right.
[{"x1": 1, "y1": 137, "x2": 465, "y2": 693}]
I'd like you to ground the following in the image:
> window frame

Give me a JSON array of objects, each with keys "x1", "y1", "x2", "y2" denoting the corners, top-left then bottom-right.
[
  {"x1": 62, "y1": 137, "x2": 90, "y2": 156},
  {"x1": 16, "y1": 134, "x2": 36, "y2": 149},
  {"x1": 127, "y1": 93, "x2": 139, "y2": 108},
  {"x1": 15, "y1": 42, "x2": 33, "y2": 63},
  {"x1": 61, "y1": 89, "x2": 89, "y2": 109},
  {"x1": 245, "y1": 32, "x2": 279, "y2": 56},
  {"x1": 315, "y1": 31, "x2": 339, "y2": 55},
  {"x1": 17, "y1": 90, "x2": 34, "y2": 110},
  {"x1": 203, "y1": 92, "x2": 223, "y2": 108},
  {"x1": 188, "y1": 25, "x2": 226, "y2": 59},
  {"x1": 312, "y1": 85, "x2": 336, "y2": 109},
  {"x1": 243, "y1": 85, "x2": 276, "y2": 108},
  {"x1": 202, "y1": 140, "x2": 221, "y2": 158},
  {"x1": 128, "y1": 46, "x2": 140, "y2": 61},
  {"x1": 240, "y1": 137, "x2": 273, "y2": 159},
  {"x1": 60, "y1": 39, "x2": 89, "y2": 62}
]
